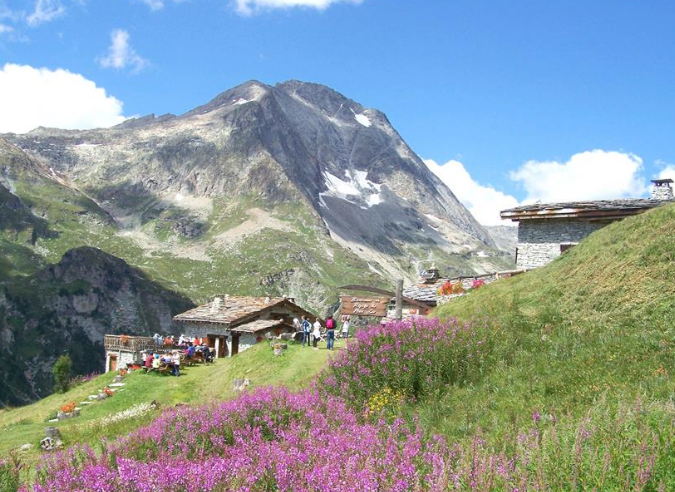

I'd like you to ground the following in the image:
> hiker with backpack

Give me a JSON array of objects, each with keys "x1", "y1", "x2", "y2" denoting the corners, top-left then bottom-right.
[
  {"x1": 301, "y1": 316, "x2": 311, "y2": 347},
  {"x1": 325, "y1": 315, "x2": 336, "y2": 350}
]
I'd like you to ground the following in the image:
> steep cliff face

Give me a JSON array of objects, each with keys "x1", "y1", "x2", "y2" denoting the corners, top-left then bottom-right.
[{"x1": 0, "y1": 247, "x2": 194, "y2": 407}]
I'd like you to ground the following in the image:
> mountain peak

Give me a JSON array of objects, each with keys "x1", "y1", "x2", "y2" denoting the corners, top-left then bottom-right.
[{"x1": 184, "y1": 80, "x2": 272, "y2": 117}]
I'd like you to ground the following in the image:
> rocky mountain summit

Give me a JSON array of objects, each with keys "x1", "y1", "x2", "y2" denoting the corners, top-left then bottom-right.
[
  {"x1": 5, "y1": 80, "x2": 509, "y2": 282},
  {"x1": 0, "y1": 80, "x2": 513, "y2": 404}
]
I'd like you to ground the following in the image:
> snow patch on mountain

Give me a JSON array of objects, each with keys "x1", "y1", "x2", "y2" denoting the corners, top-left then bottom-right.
[
  {"x1": 324, "y1": 171, "x2": 360, "y2": 198},
  {"x1": 350, "y1": 108, "x2": 372, "y2": 127},
  {"x1": 321, "y1": 170, "x2": 384, "y2": 209}
]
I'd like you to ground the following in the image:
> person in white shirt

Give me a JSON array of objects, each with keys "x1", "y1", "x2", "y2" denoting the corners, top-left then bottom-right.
[
  {"x1": 171, "y1": 351, "x2": 181, "y2": 377},
  {"x1": 312, "y1": 319, "x2": 322, "y2": 348},
  {"x1": 341, "y1": 319, "x2": 350, "y2": 339}
]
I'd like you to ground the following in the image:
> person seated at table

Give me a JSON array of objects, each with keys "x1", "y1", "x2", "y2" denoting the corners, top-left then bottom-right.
[
  {"x1": 144, "y1": 352, "x2": 153, "y2": 370},
  {"x1": 201, "y1": 344, "x2": 214, "y2": 362},
  {"x1": 171, "y1": 350, "x2": 181, "y2": 377}
]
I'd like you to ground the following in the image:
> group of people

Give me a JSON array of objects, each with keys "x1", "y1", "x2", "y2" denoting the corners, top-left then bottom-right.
[
  {"x1": 142, "y1": 350, "x2": 183, "y2": 376},
  {"x1": 141, "y1": 340, "x2": 214, "y2": 377},
  {"x1": 295, "y1": 315, "x2": 350, "y2": 350}
]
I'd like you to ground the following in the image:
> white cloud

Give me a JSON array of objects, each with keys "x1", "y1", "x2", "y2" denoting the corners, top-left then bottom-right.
[
  {"x1": 425, "y1": 159, "x2": 519, "y2": 226},
  {"x1": 510, "y1": 150, "x2": 647, "y2": 203},
  {"x1": 99, "y1": 29, "x2": 149, "y2": 73},
  {"x1": 658, "y1": 165, "x2": 675, "y2": 181},
  {"x1": 235, "y1": 0, "x2": 363, "y2": 16},
  {"x1": 138, "y1": 0, "x2": 165, "y2": 10},
  {"x1": 0, "y1": 63, "x2": 127, "y2": 133},
  {"x1": 0, "y1": 23, "x2": 12, "y2": 35},
  {"x1": 26, "y1": 0, "x2": 65, "y2": 26}
]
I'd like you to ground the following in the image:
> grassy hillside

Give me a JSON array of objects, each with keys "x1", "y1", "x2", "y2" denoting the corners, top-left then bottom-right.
[
  {"x1": 4, "y1": 205, "x2": 675, "y2": 490},
  {"x1": 0, "y1": 340, "x2": 342, "y2": 464},
  {"x1": 431, "y1": 203, "x2": 675, "y2": 441}
]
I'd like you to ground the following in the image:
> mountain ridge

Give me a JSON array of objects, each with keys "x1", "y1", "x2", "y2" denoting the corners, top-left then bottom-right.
[{"x1": 0, "y1": 80, "x2": 514, "y2": 404}]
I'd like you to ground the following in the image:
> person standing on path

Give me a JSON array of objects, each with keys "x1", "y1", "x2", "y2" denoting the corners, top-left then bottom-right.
[
  {"x1": 312, "y1": 318, "x2": 322, "y2": 348},
  {"x1": 301, "y1": 316, "x2": 311, "y2": 347},
  {"x1": 171, "y1": 350, "x2": 181, "y2": 377},
  {"x1": 325, "y1": 315, "x2": 336, "y2": 350},
  {"x1": 341, "y1": 317, "x2": 350, "y2": 339}
]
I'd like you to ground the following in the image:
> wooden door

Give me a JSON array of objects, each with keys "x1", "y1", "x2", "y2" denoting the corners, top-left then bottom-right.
[
  {"x1": 109, "y1": 355, "x2": 118, "y2": 372},
  {"x1": 232, "y1": 334, "x2": 239, "y2": 356}
]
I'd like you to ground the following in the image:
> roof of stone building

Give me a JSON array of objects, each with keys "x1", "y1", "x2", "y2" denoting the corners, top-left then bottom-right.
[
  {"x1": 501, "y1": 198, "x2": 674, "y2": 221},
  {"x1": 173, "y1": 296, "x2": 298, "y2": 326},
  {"x1": 232, "y1": 319, "x2": 290, "y2": 333},
  {"x1": 403, "y1": 279, "x2": 446, "y2": 306}
]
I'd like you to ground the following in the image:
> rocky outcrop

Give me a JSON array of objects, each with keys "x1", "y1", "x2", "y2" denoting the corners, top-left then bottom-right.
[{"x1": 0, "y1": 247, "x2": 194, "y2": 407}]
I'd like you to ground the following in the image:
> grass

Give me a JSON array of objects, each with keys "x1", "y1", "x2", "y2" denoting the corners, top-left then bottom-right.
[
  {"x1": 0, "y1": 339, "x2": 344, "y2": 465},
  {"x1": 428, "y1": 203, "x2": 675, "y2": 444}
]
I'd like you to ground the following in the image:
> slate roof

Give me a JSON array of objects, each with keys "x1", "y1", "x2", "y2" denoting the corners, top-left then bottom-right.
[
  {"x1": 173, "y1": 296, "x2": 288, "y2": 326},
  {"x1": 233, "y1": 319, "x2": 289, "y2": 333},
  {"x1": 403, "y1": 279, "x2": 446, "y2": 306},
  {"x1": 501, "y1": 198, "x2": 673, "y2": 221}
]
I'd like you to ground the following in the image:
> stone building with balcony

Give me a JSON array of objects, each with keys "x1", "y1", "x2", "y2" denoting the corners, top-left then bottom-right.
[{"x1": 103, "y1": 334, "x2": 156, "y2": 372}]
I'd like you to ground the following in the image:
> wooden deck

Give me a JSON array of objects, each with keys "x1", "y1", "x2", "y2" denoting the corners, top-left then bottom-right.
[{"x1": 104, "y1": 335, "x2": 156, "y2": 352}]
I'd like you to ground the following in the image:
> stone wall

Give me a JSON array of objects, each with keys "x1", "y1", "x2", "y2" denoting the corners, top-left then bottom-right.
[
  {"x1": 516, "y1": 219, "x2": 606, "y2": 269},
  {"x1": 651, "y1": 184, "x2": 674, "y2": 201},
  {"x1": 105, "y1": 350, "x2": 138, "y2": 372},
  {"x1": 239, "y1": 333, "x2": 258, "y2": 353}
]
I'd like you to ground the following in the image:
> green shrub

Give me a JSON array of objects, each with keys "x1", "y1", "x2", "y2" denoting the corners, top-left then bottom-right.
[
  {"x1": 0, "y1": 453, "x2": 21, "y2": 492},
  {"x1": 52, "y1": 354, "x2": 72, "y2": 393}
]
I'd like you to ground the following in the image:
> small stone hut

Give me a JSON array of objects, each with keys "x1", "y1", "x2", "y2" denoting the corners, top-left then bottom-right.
[
  {"x1": 501, "y1": 179, "x2": 674, "y2": 270},
  {"x1": 173, "y1": 296, "x2": 317, "y2": 358},
  {"x1": 403, "y1": 265, "x2": 518, "y2": 307},
  {"x1": 104, "y1": 335, "x2": 156, "y2": 372}
]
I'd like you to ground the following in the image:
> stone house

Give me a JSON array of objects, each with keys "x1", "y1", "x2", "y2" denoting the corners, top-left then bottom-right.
[
  {"x1": 104, "y1": 335, "x2": 156, "y2": 372},
  {"x1": 501, "y1": 179, "x2": 674, "y2": 270},
  {"x1": 173, "y1": 296, "x2": 317, "y2": 358},
  {"x1": 403, "y1": 265, "x2": 519, "y2": 307}
]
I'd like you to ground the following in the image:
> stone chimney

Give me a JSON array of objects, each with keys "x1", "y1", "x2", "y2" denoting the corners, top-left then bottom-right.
[
  {"x1": 419, "y1": 264, "x2": 441, "y2": 284},
  {"x1": 210, "y1": 297, "x2": 222, "y2": 314},
  {"x1": 651, "y1": 179, "x2": 674, "y2": 201}
]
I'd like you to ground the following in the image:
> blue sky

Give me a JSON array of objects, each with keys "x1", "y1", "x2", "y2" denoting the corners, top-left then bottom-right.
[{"x1": 1, "y1": 0, "x2": 674, "y2": 224}]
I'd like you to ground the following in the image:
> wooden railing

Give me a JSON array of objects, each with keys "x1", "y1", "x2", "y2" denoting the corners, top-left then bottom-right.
[{"x1": 104, "y1": 335, "x2": 156, "y2": 353}]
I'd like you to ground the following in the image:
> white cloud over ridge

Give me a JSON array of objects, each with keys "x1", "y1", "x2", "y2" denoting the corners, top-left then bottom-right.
[
  {"x1": 26, "y1": 0, "x2": 65, "y2": 26},
  {"x1": 235, "y1": 0, "x2": 363, "y2": 15},
  {"x1": 510, "y1": 150, "x2": 647, "y2": 203},
  {"x1": 426, "y1": 150, "x2": 651, "y2": 226},
  {"x1": 424, "y1": 159, "x2": 519, "y2": 226},
  {"x1": 657, "y1": 164, "x2": 675, "y2": 182},
  {"x1": 0, "y1": 64, "x2": 126, "y2": 133},
  {"x1": 99, "y1": 29, "x2": 149, "y2": 73}
]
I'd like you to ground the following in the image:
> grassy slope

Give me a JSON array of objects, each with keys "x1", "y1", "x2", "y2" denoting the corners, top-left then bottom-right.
[
  {"x1": 3, "y1": 176, "x2": 384, "y2": 311},
  {"x1": 0, "y1": 339, "x2": 344, "y2": 462},
  {"x1": 430, "y1": 203, "x2": 675, "y2": 443}
]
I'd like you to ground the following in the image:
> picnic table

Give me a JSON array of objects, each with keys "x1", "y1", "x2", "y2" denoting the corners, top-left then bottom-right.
[{"x1": 144, "y1": 360, "x2": 177, "y2": 375}]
